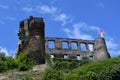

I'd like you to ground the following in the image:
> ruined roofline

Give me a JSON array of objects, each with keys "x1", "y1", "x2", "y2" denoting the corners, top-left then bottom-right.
[
  {"x1": 45, "y1": 37, "x2": 94, "y2": 41},
  {"x1": 20, "y1": 16, "x2": 43, "y2": 23},
  {"x1": 45, "y1": 37, "x2": 104, "y2": 41},
  {"x1": 45, "y1": 37, "x2": 103, "y2": 43},
  {"x1": 45, "y1": 37, "x2": 105, "y2": 42},
  {"x1": 46, "y1": 37, "x2": 105, "y2": 39}
]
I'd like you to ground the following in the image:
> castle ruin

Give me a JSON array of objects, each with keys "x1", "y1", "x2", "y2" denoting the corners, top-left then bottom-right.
[{"x1": 17, "y1": 16, "x2": 111, "y2": 64}]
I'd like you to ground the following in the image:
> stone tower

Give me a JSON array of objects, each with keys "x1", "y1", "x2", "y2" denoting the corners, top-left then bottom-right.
[
  {"x1": 94, "y1": 38, "x2": 111, "y2": 60},
  {"x1": 17, "y1": 16, "x2": 45, "y2": 64}
]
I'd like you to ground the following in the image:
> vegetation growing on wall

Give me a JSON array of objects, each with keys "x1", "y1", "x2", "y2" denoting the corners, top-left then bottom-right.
[
  {"x1": 43, "y1": 56, "x2": 120, "y2": 80},
  {"x1": 1, "y1": 51, "x2": 120, "y2": 80},
  {"x1": 0, "y1": 51, "x2": 34, "y2": 72}
]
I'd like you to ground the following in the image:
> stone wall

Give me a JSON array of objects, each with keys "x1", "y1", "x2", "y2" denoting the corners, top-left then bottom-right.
[
  {"x1": 45, "y1": 37, "x2": 110, "y2": 60},
  {"x1": 17, "y1": 16, "x2": 110, "y2": 64}
]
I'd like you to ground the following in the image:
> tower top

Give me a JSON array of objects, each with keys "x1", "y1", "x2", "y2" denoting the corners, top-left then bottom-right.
[{"x1": 20, "y1": 16, "x2": 43, "y2": 23}]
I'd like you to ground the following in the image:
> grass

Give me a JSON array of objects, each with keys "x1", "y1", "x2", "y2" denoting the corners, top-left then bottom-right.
[{"x1": 0, "y1": 64, "x2": 47, "y2": 80}]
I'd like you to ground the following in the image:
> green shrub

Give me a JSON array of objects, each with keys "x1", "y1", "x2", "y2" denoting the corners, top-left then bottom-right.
[
  {"x1": 43, "y1": 68, "x2": 63, "y2": 80},
  {"x1": 0, "y1": 52, "x2": 6, "y2": 61},
  {"x1": 0, "y1": 61, "x2": 7, "y2": 72},
  {"x1": 45, "y1": 52, "x2": 52, "y2": 66},
  {"x1": 0, "y1": 52, "x2": 7, "y2": 72},
  {"x1": 43, "y1": 56, "x2": 120, "y2": 80},
  {"x1": 19, "y1": 75, "x2": 33, "y2": 80},
  {"x1": 5, "y1": 56, "x2": 18, "y2": 70},
  {"x1": 55, "y1": 61, "x2": 69, "y2": 70},
  {"x1": 69, "y1": 61, "x2": 79, "y2": 70},
  {"x1": 105, "y1": 64, "x2": 120, "y2": 80},
  {"x1": 86, "y1": 71, "x2": 98, "y2": 80},
  {"x1": 0, "y1": 51, "x2": 34, "y2": 72},
  {"x1": 16, "y1": 51, "x2": 34, "y2": 71},
  {"x1": 18, "y1": 64, "x2": 29, "y2": 71}
]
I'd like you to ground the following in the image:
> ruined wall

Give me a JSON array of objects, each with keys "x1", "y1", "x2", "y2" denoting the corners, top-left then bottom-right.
[
  {"x1": 94, "y1": 38, "x2": 111, "y2": 60},
  {"x1": 17, "y1": 16, "x2": 110, "y2": 64},
  {"x1": 17, "y1": 16, "x2": 45, "y2": 64},
  {"x1": 45, "y1": 37, "x2": 110, "y2": 60}
]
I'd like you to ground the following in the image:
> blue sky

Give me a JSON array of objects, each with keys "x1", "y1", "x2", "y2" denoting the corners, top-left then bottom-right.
[{"x1": 0, "y1": 0, "x2": 120, "y2": 57}]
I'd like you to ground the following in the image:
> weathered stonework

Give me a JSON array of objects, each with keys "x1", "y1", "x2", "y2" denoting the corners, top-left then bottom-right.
[
  {"x1": 17, "y1": 16, "x2": 45, "y2": 64},
  {"x1": 45, "y1": 37, "x2": 111, "y2": 60},
  {"x1": 17, "y1": 16, "x2": 110, "y2": 64}
]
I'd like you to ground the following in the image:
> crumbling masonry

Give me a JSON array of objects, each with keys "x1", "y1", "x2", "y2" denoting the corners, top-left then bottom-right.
[{"x1": 17, "y1": 16, "x2": 111, "y2": 64}]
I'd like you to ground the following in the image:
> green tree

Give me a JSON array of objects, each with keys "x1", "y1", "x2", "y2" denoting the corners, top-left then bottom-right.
[{"x1": 16, "y1": 51, "x2": 34, "y2": 71}]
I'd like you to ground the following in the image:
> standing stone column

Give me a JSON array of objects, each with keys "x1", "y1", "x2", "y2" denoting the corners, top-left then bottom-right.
[
  {"x1": 86, "y1": 43, "x2": 89, "y2": 51},
  {"x1": 68, "y1": 41, "x2": 71, "y2": 49},
  {"x1": 77, "y1": 42, "x2": 80, "y2": 51},
  {"x1": 55, "y1": 40, "x2": 61, "y2": 49}
]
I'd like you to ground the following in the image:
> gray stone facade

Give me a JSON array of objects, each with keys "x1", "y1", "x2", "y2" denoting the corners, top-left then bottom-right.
[
  {"x1": 17, "y1": 16, "x2": 111, "y2": 64},
  {"x1": 45, "y1": 37, "x2": 111, "y2": 60}
]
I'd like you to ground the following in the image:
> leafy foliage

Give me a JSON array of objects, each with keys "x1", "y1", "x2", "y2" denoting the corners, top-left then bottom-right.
[
  {"x1": 43, "y1": 57, "x2": 120, "y2": 80},
  {"x1": 19, "y1": 75, "x2": 33, "y2": 80},
  {"x1": 86, "y1": 71, "x2": 98, "y2": 80},
  {"x1": 0, "y1": 51, "x2": 34, "y2": 72},
  {"x1": 16, "y1": 52, "x2": 34, "y2": 71}
]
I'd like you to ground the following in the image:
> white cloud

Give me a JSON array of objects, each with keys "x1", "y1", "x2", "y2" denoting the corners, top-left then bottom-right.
[
  {"x1": 0, "y1": 46, "x2": 15, "y2": 56},
  {"x1": 63, "y1": 22, "x2": 98, "y2": 40},
  {"x1": 0, "y1": 47, "x2": 9, "y2": 56},
  {"x1": 54, "y1": 13, "x2": 71, "y2": 26},
  {"x1": 22, "y1": 5, "x2": 72, "y2": 26},
  {"x1": 105, "y1": 37, "x2": 120, "y2": 57},
  {"x1": 6, "y1": 17, "x2": 16, "y2": 21},
  {"x1": 37, "y1": 5, "x2": 57, "y2": 14},
  {"x1": 36, "y1": 5, "x2": 71, "y2": 25},
  {"x1": 106, "y1": 38, "x2": 118, "y2": 50},
  {"x1": 0, "y1": 4, "x2": 8, "y2": 9}
]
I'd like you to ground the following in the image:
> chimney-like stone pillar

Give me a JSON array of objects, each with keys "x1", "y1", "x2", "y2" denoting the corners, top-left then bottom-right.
[
  {"x1": 55, "y1": 40, "x2": 61, "y2": 49},
  {"x1": 68, "y1": 41, "x2": 71, "y2": 49},
  {"x1": 86, "y1": 43, "x2": 89, "y2": 51}
]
